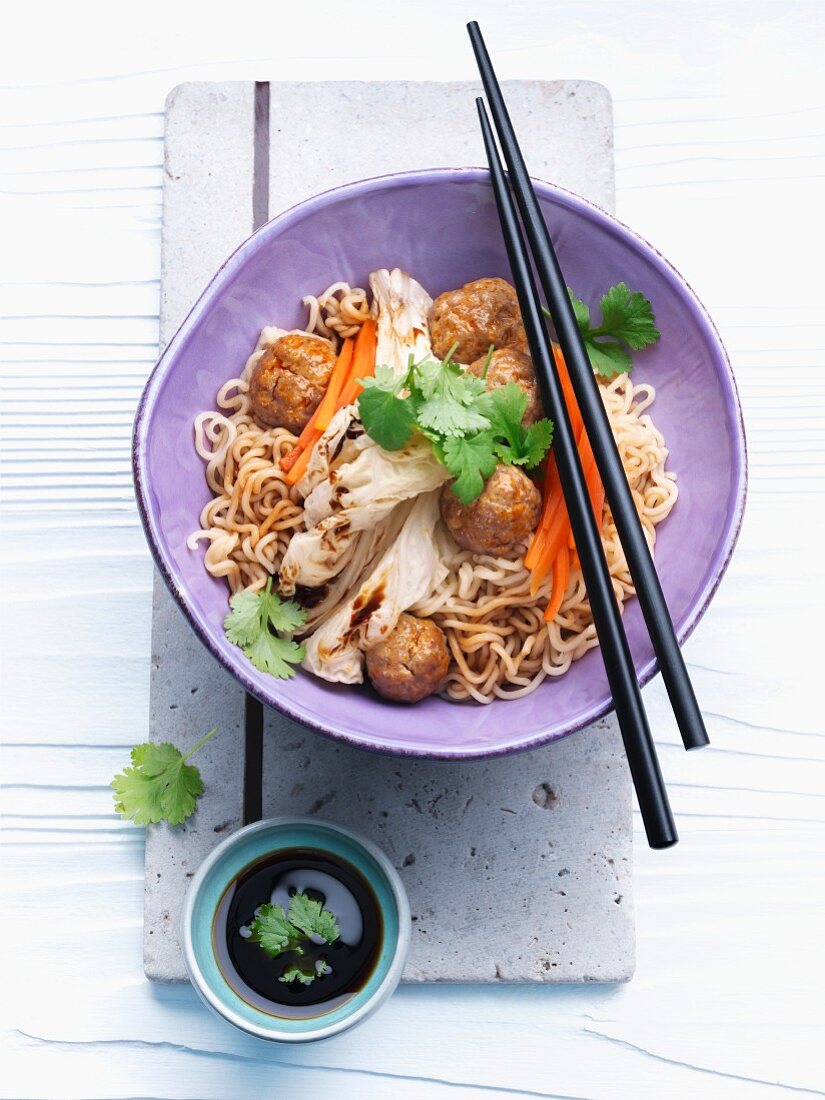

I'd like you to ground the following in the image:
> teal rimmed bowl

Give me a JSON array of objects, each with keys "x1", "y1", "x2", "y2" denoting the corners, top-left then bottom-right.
[{"x1": 181, "y1": 817, "x2": 410, "y2": 1041}]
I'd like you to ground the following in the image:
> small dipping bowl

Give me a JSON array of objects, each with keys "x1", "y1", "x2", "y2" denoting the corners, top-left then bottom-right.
[{"x1": 182, "y1": 817, "x2": 410, "y2": 1041}]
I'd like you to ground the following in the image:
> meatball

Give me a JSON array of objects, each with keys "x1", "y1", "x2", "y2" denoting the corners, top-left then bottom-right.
[
  {"x1": 366, "y1": 613, "x2": 450, "y2": 703},
  {"x1": 248, "y1": 333, "x2": 336, "y2": 434},
  {"x1": 429, "y1": 277, "x2": 528, "y2": 363},
  {"x1": 467, "y1": 346, "x2": 543, "y2": 426},
  {"x1": 441, "y1": 463, "x2": 541, "y2": 557}
]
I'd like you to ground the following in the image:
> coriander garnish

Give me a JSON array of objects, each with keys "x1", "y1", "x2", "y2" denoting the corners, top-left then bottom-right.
[{"x1": 246, "y1": 891, "x2": 341, "y2": 987}]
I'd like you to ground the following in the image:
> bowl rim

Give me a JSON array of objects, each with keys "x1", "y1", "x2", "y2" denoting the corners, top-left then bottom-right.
[
  {"x1": 180, "y1": 815, "x2": 411, "y2": 1042},
  {"x1": 133, "y1": 166, "x2": 748, "y2": 759}
]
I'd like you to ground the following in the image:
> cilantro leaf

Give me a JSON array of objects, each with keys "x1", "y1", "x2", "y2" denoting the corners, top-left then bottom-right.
[
  {"x1": 223, "y1": 588, "x2": 265, "y2": 646},
  {"x1": 568, "y1": 291, "x2": 590, "y2": 330},
  {"x1": 545, "y1": 283, "x2": 660, "y2": 378},
  {"x1": 224, "y1": 578, "x2": 307, "y2": 679},
  {"x1": 356, "y1": 347, "x2": 553, "y2": 504},
  {"x1": 279, "y1": 958, "x2": 330, "y2": 985},
  {"x1": 596, "y1": 282, "x2": 660, "y2": 350},
  {"x1": 244, "y1": 630, "x2": 306, "y2": 679},
  {"x1": 485, "y1": 383, "x2": 554, "y2": 469},
  {"x1": 288, "y1": 892, "x2": 340, "y2": 944},
  {"x1": 111, "y1": 727, "x2": 217, "y2": 826},
  {"x1": 357, "y1": 364, "x2": 416, "y2": 450},
  {"x1": 518, "y1": 419, "x2": 555, "y2": 468},
  {"x1": 279, "y1": 963, "x2": 317, "y2": 986},
  {"x1": 247, "y1": 893, "x2": 340, "y2": 987},
  {"x1": 442, "y1": 431, "x2": 499, "y2": 504},
  {"x1": 484, "y1": 381, "x2": 529, "y2": 451},
  {"x1": 581, "y1": 339, "x2": 633, "y2": 378},
  {"x1": 410, "y1": 356, "x2": 445, "y2": 397},
  {"x1": 413, "y1": 357, "x2": 489, "y2": 437},
  {"x1": 261, "y1": 588, "x2": 307, "y2": 634},
  {"x1": 247, "y1": 903, "x2": 304, "y2": 957}
]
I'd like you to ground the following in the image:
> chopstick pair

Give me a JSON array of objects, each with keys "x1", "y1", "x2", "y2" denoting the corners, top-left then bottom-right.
[{"x1": 469, "y1": 22, "x2": 710, "y2": 849}]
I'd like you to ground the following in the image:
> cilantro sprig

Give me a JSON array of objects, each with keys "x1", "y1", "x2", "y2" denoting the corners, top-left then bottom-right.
[
  {"x1": 224, "y1": 577, "x2": 307, "y2": 678},
  {"x1": 111, "y1": 726, "x2": 217, "y2": 826},
  {"x1": 280, "y1": 959, "x2": 332, "y2": 986},
  {"x1": 483, "y1": 382, "x2": 554, "y2": 469},
  {"x1": 356, "y1": 365, "x2": 417, "y2": 450},
  {"x1": 545, "y1": 282, "x2": 660, "y2": 377},
  {"x1": 246, "y1": 891, "x2": 341, "y2": 987},
  {"x1": 357, "y1": 348, "x2": 554, "y2": 504}
]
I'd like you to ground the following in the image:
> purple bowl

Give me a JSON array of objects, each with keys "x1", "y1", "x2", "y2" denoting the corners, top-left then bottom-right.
[{"x1": 133, "y1": 168, "x2": 746, "y2": 759}]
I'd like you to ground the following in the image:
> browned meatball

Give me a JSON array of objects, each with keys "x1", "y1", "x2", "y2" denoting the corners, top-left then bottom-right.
[
  {"x1": 366, "y1": 613, "x2": 450, "y2": 703},
  {"x1": 429, "y1": 277, "x2": 528, "y2": 363},
  {"x1": 441, "y1": 463, "x2": 541, "y2": 557},
  {"x1": 248, "y1": 333, "x2": 335, "y2": 434},
  {"x1": 467, "y1": 347, "x2": 543, "y2": 426}
]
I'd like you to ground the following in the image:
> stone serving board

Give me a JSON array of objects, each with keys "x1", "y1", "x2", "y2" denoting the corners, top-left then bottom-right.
[{"x1": 144, "y1": 79, "x2": 634, "y2": 983}]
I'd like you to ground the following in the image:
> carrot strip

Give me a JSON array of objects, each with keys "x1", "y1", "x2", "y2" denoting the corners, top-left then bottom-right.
[
  {"x1": 525, "y1": 350, "x2": 577, "y2": 581},
  {"x1": 555, "y1": 346, "x2": 604, "y2": 566},
  {"x1": 553, "y1": 345, "x2": 583, "y2": 440},
  {"x1": 284, "y1": 323, "x2": 377, "y2": 485},
  {"x1": 280, "y1": 419, "x2": 317, "y2": 473},
  {"x1": 279, "y1": 339, "x2": 355, "y2": 472},
  {"x1": 526, "y1": 450, "x2": 573, "y2": 591},
  {"x1": 544, "y1": 548, "x2": 571, "y2": 622},
  {"x1": 529, "y1": 346, "x2": 606, "y2": 598},
  {"x1": 526, "y1": 464, "x2": 569, "y2": 593},
  {"x1": 314, "y1": 337, "x2": 354, "y2": 432},
  {"x1": 529, "y1": 515, "x2": 570, "y2": 595},
  {"x1": 335, "y1": 318, "x2": 377, "y2": 409},
  {"x1": 285, "y1": 439, "x2": 314, "y2": 486},
  {"x1": 284, "y1": 322, "x2": 377, "y2": 487},
  {"x1": 593, "y1": 480, "x2": 605, "y2": 527},
  {"x1": 525, "y1": 456, "x2": 562, "y2": 569},
  {"x1": 577, "y1": 412, "x2": 605, "y2": 530}
]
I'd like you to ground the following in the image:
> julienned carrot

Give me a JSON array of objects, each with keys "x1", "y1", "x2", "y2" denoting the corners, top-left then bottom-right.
[
  {"x1": 314, "y1": 337, "x2": 354, "y2": 432},
  {"x1": 529, "y1": 510, "x2": 570, "y2": 595},
  {"x1": 525, "y1": 456, "x2": 562, "y2": 569},
  {"x1": 529, "y1": 348, "x2": 606, "y2": 601},
  {"x1": 566, "y1": 420, "x2": 604, "y2": 568},
  {"x1": 279, "y1": 339, "x2": 355, "y2": 472},
  {"x1": 284, "y1": 434, "x2": 314, "y2": 485},
  {"x1": 527, "y1": 470, "x2": 571, "y2": 595},
  {"x1": 581, "y1": 435, "x2": 603, "y2": 524},
  {"x1": 526, "y1": 350, "x2": 578, "y2": 571},
  {"x1": 284, "y1": 321, "x2": 378, "y2": 487},
  {"x1": 336, "y1": 318, "x2": 377, "y2": 409},
  {"x1": 526, "y1": 460, "x2": 567, "y2": 571},
  {"x1": 553, "y1": 345, "x2": 583, "y2": 440},
  {"x1": 543, "y1": 547, "x2": 571, "y2": 622}
]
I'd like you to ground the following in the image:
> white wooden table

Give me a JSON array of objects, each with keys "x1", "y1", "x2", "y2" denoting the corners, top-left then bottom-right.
[{"x1": 2, "y1": 2, "x2": 824, "y2": 1097}]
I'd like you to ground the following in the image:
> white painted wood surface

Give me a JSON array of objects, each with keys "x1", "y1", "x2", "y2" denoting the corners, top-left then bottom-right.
[{"x1": 2, "y1": 2, "x2": 824, "y2": 1097}]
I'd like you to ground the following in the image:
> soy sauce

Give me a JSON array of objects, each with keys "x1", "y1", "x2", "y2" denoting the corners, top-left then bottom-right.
[{"x1": 213, "y1": 847, "x2": 383, "y2": 1019}]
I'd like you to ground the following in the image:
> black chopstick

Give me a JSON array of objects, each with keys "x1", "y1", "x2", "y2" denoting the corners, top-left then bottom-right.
[
  {"x1": 476, "y1": 99, "x2": 677, "y2": 850},
  {"x1": 468, "y1": 21, "x2": 709, "y2": 753}
]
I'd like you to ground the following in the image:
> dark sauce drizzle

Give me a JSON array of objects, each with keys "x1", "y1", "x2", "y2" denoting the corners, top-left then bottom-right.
[
  {"x1": 213, "y1": 847, "x2": 383, "y2": 1019},
  {"x1": 294, "y1": 583, "x2": 329, "y2": 610}
]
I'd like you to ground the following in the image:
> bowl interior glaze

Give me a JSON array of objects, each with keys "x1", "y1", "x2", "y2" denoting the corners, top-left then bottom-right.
[{"x1": 134, "y1": 169, "x2": 746, "y2": 758}]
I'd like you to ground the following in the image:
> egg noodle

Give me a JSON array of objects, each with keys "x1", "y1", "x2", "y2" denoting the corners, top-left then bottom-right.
[
  {"x1": 301, "y1": 282, "x2": 371, "y2": 341},
  {"x1": 188, "y1": 282, "x2": 677, "y2": 703}
]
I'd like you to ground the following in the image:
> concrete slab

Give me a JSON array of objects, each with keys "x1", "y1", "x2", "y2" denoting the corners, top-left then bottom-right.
[{"x1": 144, "y1": 78, "x2": 633, "y2": 983}]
